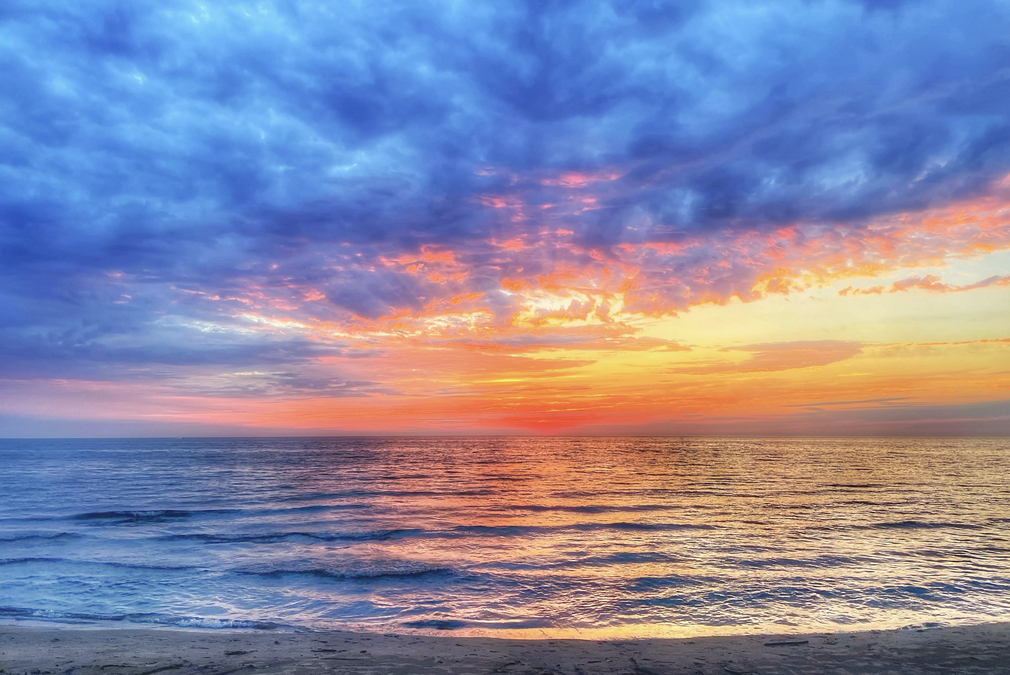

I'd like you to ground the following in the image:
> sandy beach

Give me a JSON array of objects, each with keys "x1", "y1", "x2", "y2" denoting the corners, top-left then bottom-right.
[{"x1": 1, "y1": 623, "x2": 1007, "y2": 675}]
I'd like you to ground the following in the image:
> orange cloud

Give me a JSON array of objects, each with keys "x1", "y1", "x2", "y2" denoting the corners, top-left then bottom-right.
[
  {"x1": 670, "y1": 341, "x2": 864, "y2": 375},
  {"x1": 838, "y1": 285, "x2": 885, "y2": 296},
  {"x1": 539, "y1": 169, "x2": 623, "y2": 188},
  {"x1": 889, "y1": 273, "x2": 1010, "y2": 293}
]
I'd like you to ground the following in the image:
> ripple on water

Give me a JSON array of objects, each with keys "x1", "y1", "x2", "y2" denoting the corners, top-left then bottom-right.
[{"x1": 0, "y1": 436, "x2": 1007, "y2": 637}]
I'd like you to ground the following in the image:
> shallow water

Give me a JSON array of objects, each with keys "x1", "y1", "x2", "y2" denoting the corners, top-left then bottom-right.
[{"x1": 0, "y1": 437, "x2": 1008, "y2": 637}]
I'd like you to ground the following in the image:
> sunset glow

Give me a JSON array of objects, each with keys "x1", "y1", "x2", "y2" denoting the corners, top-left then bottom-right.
[{"x1": 2, "y1": 1, "x2": 1009, "y2": 436}]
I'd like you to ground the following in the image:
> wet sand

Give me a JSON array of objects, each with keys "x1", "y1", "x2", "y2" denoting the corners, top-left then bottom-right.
[{"x1": 1, "y1": 623, "x2": 1007, "y2": 674}]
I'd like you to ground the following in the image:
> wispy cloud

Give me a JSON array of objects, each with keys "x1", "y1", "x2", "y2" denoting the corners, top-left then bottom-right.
[
  {"x1": 889, "y1": 273, "x2": 1010, "y2": 293},
  {"x1": 670, "y1": 341, "x2": 863, "y2": 374}
]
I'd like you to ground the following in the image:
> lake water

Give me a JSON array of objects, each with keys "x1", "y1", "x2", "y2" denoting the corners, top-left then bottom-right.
[{"x1": 0, "y1": 436, "x2": 1008, "y2": 637}]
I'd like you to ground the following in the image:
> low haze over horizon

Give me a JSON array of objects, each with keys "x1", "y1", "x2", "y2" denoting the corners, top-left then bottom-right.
[{"x1": 3, "y1": 0, "x2": 1010, "y2": 437}]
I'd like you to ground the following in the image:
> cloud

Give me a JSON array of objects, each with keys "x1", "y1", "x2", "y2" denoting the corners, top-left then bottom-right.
[
  {"x1": 785, "y1": 397, "x2": 912, "y2": 408},
  {"x1": 888, "y1": 273, "x2": 1010, "y2": 293},
  {"x1": 842, "y1": 272, "x2": 1010, "y2": 295},
  {"x1": 670, "y1": 340, "x2": 864, "y2": 374},
  {"x1": 570, "y1": 398, "x2": 1010, "y2": 437},
  {"x1": 452, "y1": 325, "x2": 692, "y2": 353},
  {"x1": 168, "y1": 372, "x2": 395, "y2": 399}
]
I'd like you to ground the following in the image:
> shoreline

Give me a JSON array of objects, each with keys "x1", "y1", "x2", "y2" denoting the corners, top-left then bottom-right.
[{"x1": 2, "y1": 622, "x2": 1008, "y2": 674}]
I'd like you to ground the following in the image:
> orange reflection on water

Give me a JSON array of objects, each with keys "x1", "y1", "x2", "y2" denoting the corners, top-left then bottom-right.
[{"x1": 217, "y1": 437, "x2": 1010, "y2": 638}]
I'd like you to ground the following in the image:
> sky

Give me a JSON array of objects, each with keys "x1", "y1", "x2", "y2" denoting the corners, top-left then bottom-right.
[{"x1": 1, "y1": 0, "x2": 1009, "y2": 437}]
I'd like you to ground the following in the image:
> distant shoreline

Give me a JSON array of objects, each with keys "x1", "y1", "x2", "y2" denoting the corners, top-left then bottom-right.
[{"x1": 2, "y1": 622, "x2": 1008, "y2": 674}]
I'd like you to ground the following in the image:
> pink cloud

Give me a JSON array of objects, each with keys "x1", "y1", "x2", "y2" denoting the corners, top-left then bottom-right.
[
  {"x1": 889, "y1": 273, "x2": 1010, "y2": 294},
  {"x1": 670, "y1": 340, "x2": 863, "y2": 375}
]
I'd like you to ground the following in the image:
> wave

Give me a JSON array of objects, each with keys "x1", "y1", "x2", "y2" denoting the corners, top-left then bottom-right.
[
  {"x1": 400, "y1": 618, "x2": 468, "y2": 629},
  {"x1": 452, "y1": 522, "x2": 715, "y2": 538},
  {"x1": 512, "y1": 504, "x2": 674, "y2": 514},
  {"x1": 153, "y1": 522, "x2": 711, "y2": 545},
  {"x1": 233, "y1": 562, "x2": 455, "y2": 581},
  {"x1": 158, "y1": 528, "x2": 422, "y2": 544},
  {"x1": 0, "y1": 554, "x2": 456, "y2": 581},
  {"x1": 0, "y1": 557, "x2": 196, "y2": 571},
  {"x1": 734, "y1": 555, "x2": 856, "y2": 568},
  {"x1": 628, "y1": 575, "x2": 707, "y2": 591},
  {"x1": 598, "y1": 521, "x2": 715, "y2": 531},
  {"x1": 72, "y1": 510, "x2": 195, "y2": 523},
  {"x1": 871, "y1": 521, "x2": 981, "y2": 530},
  {"x1": 2, "y1": 521, "x2": 713, "y2": 553},
  {"x1": 481, "y1": 550, "x2": 685, "y2": 571},
  {"x1": 66, "y1": 504, "x2": 371, "y2": 525},
  {"x1": 0, "y1": 532, "x2": 80, "y2": 543},
  {"x1": 0, "y1": 509, "x2": 234, "y2": 526},
  {"x1": 254, "y1": 503, "x2": 372, "y2": 515},
  {"x1": 0, "y1": 557, "x2": 66, "y2": 565},
  {"x1": 454, "y1": 617, "x2": 555, "y2": 630},
  {"x1": 0, "y1": 606, "x2": 280, "y2": 630}
]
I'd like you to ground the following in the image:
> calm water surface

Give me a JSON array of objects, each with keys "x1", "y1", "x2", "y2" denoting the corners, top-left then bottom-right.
[{"x1": 0, "y1": 437, "x2": 1008, "y2": 637}]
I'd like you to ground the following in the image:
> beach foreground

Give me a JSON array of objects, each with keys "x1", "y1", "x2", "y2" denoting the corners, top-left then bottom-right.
[{"x1": 1, "y1": 623, "x2": 1007, "y2": 675}]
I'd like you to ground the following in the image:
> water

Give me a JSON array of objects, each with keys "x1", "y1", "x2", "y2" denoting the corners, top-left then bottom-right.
[{"x1": 0, "y1": 437, "x2": 1008, "y2": 638}]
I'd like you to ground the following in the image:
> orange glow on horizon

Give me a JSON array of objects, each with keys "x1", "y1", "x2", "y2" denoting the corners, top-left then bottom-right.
[{"x1": 5, "y1": 176, "x2": 1009, "y2": 435}]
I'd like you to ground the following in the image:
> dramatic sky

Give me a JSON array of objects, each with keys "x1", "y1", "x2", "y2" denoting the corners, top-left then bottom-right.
[{"x1": 2, "y1": 0, "x2": 1010, "y2": 436}]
